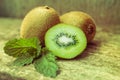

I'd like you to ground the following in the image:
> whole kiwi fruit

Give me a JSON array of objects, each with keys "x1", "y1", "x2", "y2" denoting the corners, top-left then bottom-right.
[
  {"x1": 60, "y1": 11, "x2": 96, "y2": 43},
  {"x1": 45, "y1": 23, "x2": 87, "y2": 59},
  {"x1": 20, "y1": 6, "x2": 60, "y2": 46}
]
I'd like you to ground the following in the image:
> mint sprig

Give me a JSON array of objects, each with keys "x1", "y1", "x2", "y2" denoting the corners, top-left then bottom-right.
[
  {"x1": 3, "y1": 37, "x2": 59, "y2": 78},
  {"x1": 34, "y1": 52, "x2": 59, "y2": 78}
]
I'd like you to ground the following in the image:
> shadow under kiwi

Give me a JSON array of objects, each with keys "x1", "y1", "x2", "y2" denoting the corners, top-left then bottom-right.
[
  {"x1": 75, "y1": 40, "x2": 101, "y2": 60},
  {"x1": 57, "y1": 40, "x2": 101, "y2": 61}
]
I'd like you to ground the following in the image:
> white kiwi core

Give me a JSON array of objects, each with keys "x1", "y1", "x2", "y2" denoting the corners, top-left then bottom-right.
[
  {"x1": 54, "y1": 33, "x2": 77, "y2": 47},
  {"x1": 58, "y1": 35, "x2": 74, "y2": 45}
]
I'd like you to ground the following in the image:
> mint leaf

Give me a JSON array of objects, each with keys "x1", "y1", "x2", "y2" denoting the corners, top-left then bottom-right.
[
  {"x1": 34, "y1": 52, "x2": 59, "y2": 78},
  {"x1": 13, "y1": 55, "x2": 34, "y2": 66},
  {"x1": 4, "y1": 37, "x2": 41, "y2": 58}
]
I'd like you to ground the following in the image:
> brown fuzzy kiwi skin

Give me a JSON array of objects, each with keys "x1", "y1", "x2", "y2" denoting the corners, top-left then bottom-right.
[
  {"x1": 60, "y1": 11, "x2": 96, "y2": 43},
  {"x1": 20, "y1": 6, "x2": 60, "y2": 46}
]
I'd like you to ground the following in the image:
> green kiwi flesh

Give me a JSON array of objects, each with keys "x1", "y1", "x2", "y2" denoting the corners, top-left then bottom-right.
[{"x1": 45, "y1": 23, "x2": 87, "y2": 59}]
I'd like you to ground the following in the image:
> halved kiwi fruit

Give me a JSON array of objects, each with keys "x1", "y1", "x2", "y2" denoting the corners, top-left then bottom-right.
[
  {"x1": 20, "y1": 6, "x2": 60, "y2": 46},
  {"x1": 45, "y1": 23, "x2": 87, "y2": 59},
  {"x1": 60, "y1": 11, "x2": 96, "y2": 43}
]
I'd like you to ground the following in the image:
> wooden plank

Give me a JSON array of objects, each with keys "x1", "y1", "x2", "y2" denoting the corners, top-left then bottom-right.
[{"x1": 0, "y1": 0, "x2": 119, "y2": 25}]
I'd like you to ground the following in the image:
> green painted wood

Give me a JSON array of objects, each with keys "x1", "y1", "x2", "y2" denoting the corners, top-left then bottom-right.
[
  {"x1": 0, "y1": 18, "x2": 120, "y2": 80},
  {"x1": 0, "y1": 0, "x2": 119, "y2": 25}
]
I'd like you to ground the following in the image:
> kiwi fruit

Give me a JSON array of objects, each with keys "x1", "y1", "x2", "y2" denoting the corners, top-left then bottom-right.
[
  {"x1": 45, "y1": 23, "x2": 87, "y2": 59},
  {"x1": 20, "y1": 6, "x2": 60, "y2": 46},
  {"x1": 60, "y1": 11, "x2": 96, "y2": 43}
]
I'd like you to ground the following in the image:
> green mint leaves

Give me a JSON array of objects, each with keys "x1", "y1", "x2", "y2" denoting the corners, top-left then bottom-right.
[
  {"x1": 13, "y1": 55, "x2": 34, "y2": 66},
  {"x1": 4, "y1": 37, "x2": 41, "y2": 58},
  {"x1": 3, "y1": 37, "x2": 59, "y2": 78},
  {"x1": 34, "y1": 52, "x2": 59, "y2": 78}
]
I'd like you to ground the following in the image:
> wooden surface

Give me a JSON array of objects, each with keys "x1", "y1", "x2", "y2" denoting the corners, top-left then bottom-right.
[
  {"x1": 0, "y1": 0, "x2": 120, "y2": 25},
  {"x1": 0, "y1": 18, "x2": 120, "y2": 80}
]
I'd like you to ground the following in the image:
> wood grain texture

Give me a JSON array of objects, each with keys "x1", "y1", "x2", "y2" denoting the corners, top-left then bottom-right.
[
  {"x1": 0, "y1": 18, "x2": 120, "y2": 80},
  {"x1": 0, "y1": 0, "x2": 119, "y2": 24}
]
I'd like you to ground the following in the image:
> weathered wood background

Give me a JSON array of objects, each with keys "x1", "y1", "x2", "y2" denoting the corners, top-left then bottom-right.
[
  {"x1": 0, "y1": 0, "x2": 120, "y2": 25},
  {"x1": 0, "y1": 0, "x2": 120, "y2": 80},
  {"x1": 0, "y1": 18, "x2": 120, "y2": 80}
]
